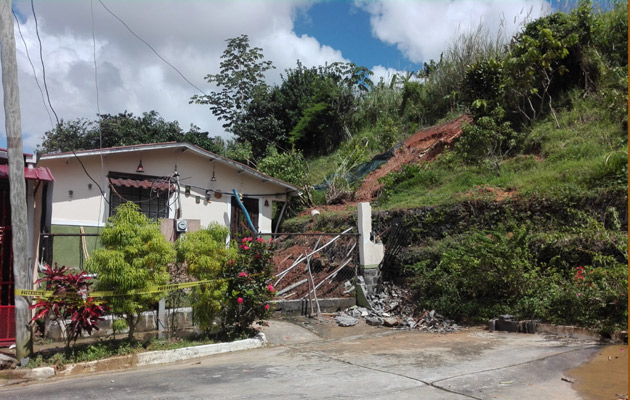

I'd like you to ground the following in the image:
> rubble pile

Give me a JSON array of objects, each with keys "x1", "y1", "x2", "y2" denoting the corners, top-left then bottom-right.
[{"x1": 335, "y1": 282, "x2": 460, "y2": 333}]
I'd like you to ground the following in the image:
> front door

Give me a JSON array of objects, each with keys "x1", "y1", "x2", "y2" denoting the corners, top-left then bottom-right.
[{"x1": 230, "y1": 196, "x2": 259, "y2": 240}]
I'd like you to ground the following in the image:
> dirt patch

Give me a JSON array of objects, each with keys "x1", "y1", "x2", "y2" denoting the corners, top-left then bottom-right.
[
  {"x1": 271, "y1": 234, "x2": 357, "y2": 300},
  {"x1": 354, "y1": 115, "x2": 472, "y2": 202}
]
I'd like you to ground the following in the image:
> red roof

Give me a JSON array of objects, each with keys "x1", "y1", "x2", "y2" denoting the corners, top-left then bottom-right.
[
  {"x1": 0, "y1": 165, "x2": 54, "y2": 181},
  {"x1": 109, "y1": 177, "x2": 174, "y2": 192}
]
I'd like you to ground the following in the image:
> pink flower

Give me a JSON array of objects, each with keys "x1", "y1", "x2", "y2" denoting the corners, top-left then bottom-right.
[
  {"x1": 267, "y1": 284, "x2": 274, "y2": 292},
  {"x1": 241, "y1": 245, "x2": 249, "y2": 250},
  {"x1": 264, "y1": 304, "x2": 270, "y2": 310},
  {"x1": 576, "y1": 293, "x2": 581, "y2": 297},
  {"x1": 242, "y1": 237, "x2": 248, "y2": 243},
  {"x1": 238, "y1": 272, "x2": 248, "y2": 277},
  {"x1": 256, "y1": 237, "x2": 264, "y2": 243},
  {"x1": 237, "y1": 297, "x2": 244, "y2": 304}
]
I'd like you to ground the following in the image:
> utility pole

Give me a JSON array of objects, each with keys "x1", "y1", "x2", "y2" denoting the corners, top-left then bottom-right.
[{"x1": 0, "y1": 0, "x2": 33, "y2": 361}]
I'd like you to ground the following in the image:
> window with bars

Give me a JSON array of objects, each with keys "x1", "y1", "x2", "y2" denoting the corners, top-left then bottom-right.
[{"x1": 108, "y1": 172, "x2": 173, "y2": 220}]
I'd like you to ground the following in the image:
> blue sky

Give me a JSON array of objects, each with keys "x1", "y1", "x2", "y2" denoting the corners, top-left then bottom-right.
[
  {"x1": 2, "y1": 0, "x2": 552, "y2": 153},
  {"x1": 294, "y1": 1, "x2": 423, "y2": 72}
]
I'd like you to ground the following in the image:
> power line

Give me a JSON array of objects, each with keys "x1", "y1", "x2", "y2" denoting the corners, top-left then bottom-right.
[
  {"x1": 96, "y1": 0, "x2": 207, "y2": 96},
  {"x1": 30, "y1": 0, "x2": 59, "y2": 125},
  {"x1": 12, "y1": 10, "x2": 53, "y2": 130}
]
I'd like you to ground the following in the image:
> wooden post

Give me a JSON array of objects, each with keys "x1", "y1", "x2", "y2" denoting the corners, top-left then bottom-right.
[{"x1": 0, "y1": 0, "x2": 33, "y2": 361}]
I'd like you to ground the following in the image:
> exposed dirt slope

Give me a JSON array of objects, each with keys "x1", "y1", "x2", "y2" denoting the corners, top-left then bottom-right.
[{"x1": 354, "y1": 114, "x2": 472, "y2": 202}]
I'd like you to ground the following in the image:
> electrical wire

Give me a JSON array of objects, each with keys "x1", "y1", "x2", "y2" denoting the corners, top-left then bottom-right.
[
  {"x1": 30, "y1": 0, "x2": 59, "y2": 125},
  {"x1": 96, "y1": 0, "x2": 207, "y2": 96},
  {"x1": 12, "y1": 11, "x2": 54, "y2": 130}
]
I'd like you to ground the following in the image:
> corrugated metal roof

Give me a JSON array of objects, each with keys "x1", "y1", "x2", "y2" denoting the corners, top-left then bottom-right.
[{"x1": 0, "y1": 165, "x2": 55, "y2": 181}]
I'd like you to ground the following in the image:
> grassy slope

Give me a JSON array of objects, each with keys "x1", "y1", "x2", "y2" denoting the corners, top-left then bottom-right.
[{"x1": 305, "y1": 94, "x2": 627, "y2": 211}]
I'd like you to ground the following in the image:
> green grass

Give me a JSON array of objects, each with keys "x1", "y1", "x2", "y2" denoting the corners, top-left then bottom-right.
[
  {"x1": 375, "y1": 96, "x2": 627, "y2": 210},
  {"x1": 26, "y1": 336, "x2": 217, "y2": 368}
]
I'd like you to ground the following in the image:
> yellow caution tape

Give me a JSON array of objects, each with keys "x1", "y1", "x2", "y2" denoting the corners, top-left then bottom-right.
[{"x1": 16, "y1": 279, "x2": 224, "y2": 298}]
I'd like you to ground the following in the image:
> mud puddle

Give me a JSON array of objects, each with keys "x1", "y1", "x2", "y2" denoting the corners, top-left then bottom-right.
[{"x1": 566, "y1": 344, "x2": 628, "y2": 400}]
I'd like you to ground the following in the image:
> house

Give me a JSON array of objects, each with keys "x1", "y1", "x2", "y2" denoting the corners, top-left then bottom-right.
[
  {"x1": 0, "y1": 149, "x2": 55, "y2": 345},
  {"x1": 36, "y1": 142, "x2": 300, "y2": 266}
]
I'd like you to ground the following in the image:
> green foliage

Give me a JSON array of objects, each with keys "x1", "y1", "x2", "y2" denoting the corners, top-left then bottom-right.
[
  {"x1": 87, "y1": 203, "x2": 175, "y2": 339},
  {"x1": 412, "y1": 223, "x2": 542, "y2": 321},
  {"x1": 410, "y1": 215, "x2": 628, "y2": 332},
  {"x1": 454, "y1": 107, "x2": 523, "y2": 172},
  {"x1": 221, "y1": 237, "x2": 275, "y2": 336},
  {"x1": 175, "y1": 224, "x2": 235, "y2": 334},
  {"x1": 191, "y1": 34, "x2": 274, "y2": 132},
  {"x1": 377, "y1": 164, "x2": 440, "y2": 206},
  {"x1": 257, "y1": 146, "x2": 309, "y2": 186},
  {"x1": 38, "y1": 111, "x2": 223, "y2": 154}
]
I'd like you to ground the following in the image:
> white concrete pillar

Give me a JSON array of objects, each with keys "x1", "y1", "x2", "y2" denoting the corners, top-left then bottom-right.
[
  {"x1": 357, "y1": 203, "x2": 384, "y2": 301},
  {"x1": 358, "y1": 202, "x2": 383, "y2": 268}
]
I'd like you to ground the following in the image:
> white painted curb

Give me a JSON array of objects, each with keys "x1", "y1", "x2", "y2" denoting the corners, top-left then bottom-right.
[{"x1": 136, "y1": 332, "x2": 267, "y2": 366}]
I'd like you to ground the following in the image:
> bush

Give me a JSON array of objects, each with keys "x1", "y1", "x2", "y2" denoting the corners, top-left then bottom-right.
[
  {"x1": 412, "y1": 223, "x2": 542, "y2": 321},
  {"x1": 31, "y1": 263, "x2": 109, "y2": 349},
  {"x1": 221, "y1": 237, "x2": 275, "y2": 336},
  {"x1": 87, "y1": 203, "x2": 175, "y2": 339},
  {"x1": 175, "y1": 224, "x2": 236, "y2": 335}
]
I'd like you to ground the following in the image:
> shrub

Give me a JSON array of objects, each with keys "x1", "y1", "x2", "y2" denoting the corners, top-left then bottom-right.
[
  {"x1": 176, "y1": 224, "x2": 236, "y2": 335},
  {"x1": 31, "y1": 263, "x2": 109, "y2": 349},
  {"x1": 87, "y1": 203, "x2": 175, "y2": 339},
  {"x1": 412, "y1": 223, "x2": 542, "y2": 321},
  {"x1": 221, "y1": 237, "x2": 275, "y2": 336}
]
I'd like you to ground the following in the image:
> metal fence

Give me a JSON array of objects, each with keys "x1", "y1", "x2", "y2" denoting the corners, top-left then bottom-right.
[{"x1": 269, "y1": 230, "x2": 359, "y2": 301}]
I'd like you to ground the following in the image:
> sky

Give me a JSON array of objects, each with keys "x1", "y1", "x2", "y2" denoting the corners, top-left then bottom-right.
[{"x1": 1, "y1": 0, "x2": 552, "y2": 154}]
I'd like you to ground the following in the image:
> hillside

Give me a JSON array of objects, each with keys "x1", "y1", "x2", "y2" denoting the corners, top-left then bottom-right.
[{"x1": 276, "y1": 2, "x2": 628, "y2": 335}]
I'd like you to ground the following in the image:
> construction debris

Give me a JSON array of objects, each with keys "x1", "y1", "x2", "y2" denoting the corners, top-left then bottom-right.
[{"x1": 334, "y1": 282, "x2": 460, "y2": 333}]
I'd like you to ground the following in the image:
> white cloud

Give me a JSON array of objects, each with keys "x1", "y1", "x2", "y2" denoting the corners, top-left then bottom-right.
[
  {"x1": 1, "y1": 1, "x2": 553, "y2": 153},
  {"x1": 2, "y1": 0, "x2": 332, "y2": 152},
  {"x1": 356, "y1": 0, "x2": 551, "y2": 63}
]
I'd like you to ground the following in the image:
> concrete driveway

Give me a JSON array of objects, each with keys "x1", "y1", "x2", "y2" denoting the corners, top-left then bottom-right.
[{"x1": 0, "y1": 317, "x2": 612, "y2": 399}]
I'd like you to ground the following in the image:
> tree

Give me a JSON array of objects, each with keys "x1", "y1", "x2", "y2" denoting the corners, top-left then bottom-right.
[
  {"x1": 38, "y1": 111, "x2": 223, "y2": 155},
  {"x1": 175, "y1": 224, "x2": 235, "y2": 335},
  {"x1": 87, "y1": 203, "x2": 175, "y2": 339},
  {"x1": 191, "y1": 34, "x2": 274, "y2": 132}
]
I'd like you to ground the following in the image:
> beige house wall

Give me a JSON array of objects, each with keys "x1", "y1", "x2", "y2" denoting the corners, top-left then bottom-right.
[{"x1": 38, "y1": 147, "x2": 293, "y2": 235}]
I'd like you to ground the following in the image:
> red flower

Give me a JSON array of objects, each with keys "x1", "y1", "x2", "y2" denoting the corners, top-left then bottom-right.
[
  {"x1": 267, "y1": 284, "x2": 274, "y2": 292},
  {"x1": 237, "y1": 297, "x2": 244, "y2": 304},
  {"x1": 256, "y1": 237, "x2": 264, "y2": 243},
  {"x1": 238, "y1": 272, "x2": 248, "y2": 278},
  {"x1": 265, "y1": 304, "x2": 270, "y2": 310}
]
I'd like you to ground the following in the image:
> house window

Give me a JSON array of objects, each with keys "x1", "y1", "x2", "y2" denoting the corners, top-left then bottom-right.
[{"x1": 108, "y1": 172, "x2": 174, "y2": 220}]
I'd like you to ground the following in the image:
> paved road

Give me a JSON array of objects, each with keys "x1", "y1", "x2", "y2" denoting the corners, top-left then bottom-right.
[{"x1": 0, "y1": 319, "x2": 601, "y2": 399}]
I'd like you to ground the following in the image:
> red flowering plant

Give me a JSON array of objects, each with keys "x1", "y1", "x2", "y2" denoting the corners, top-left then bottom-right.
[
  {"x1": 31, "y1": 263, "x2": 109, "y2": 350},
  {"x1": 221, "y1": 236, "x2": 275, "y2": 336}
]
